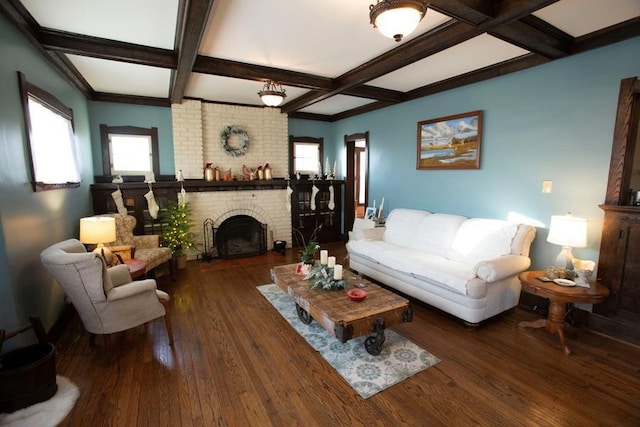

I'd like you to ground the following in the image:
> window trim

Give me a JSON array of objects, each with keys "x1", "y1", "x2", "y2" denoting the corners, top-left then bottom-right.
[
  {"x1": 100, "y1": 124, "x2": 160, "y2": 180},
  {"x1": 288, "y1": 135, "x2": 324, "y2": 178},
  {"x1": 18, "y1": 71, "x2": 80, "y2": 192}
]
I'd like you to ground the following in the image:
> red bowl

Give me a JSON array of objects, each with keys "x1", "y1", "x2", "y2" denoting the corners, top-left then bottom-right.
[{"x1": 347, "y1": 289, "x2": 367, "y2": 302}]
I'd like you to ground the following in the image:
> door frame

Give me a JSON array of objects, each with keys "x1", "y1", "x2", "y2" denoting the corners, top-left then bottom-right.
[{"x1": 344, "y1": 132, "x2": 369, "y2": 235}]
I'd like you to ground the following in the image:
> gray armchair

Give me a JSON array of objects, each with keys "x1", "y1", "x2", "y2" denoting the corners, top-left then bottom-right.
[{"x1": 41, "y1": 239, "x2": 173, "y2": 347}]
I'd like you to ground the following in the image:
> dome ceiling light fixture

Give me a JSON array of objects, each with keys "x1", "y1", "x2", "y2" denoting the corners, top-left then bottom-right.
[
  {"x1": 369, "y1": 0, "x2": 428, "y2": 42},
  {"x1": 258, "y1": 80, "x2": 287, "y2": 107}
]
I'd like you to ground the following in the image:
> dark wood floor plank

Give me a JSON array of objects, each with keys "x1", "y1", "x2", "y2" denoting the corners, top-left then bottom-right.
[{"x1": 52, "y1": 243, "x2": 640, "y2": 426}]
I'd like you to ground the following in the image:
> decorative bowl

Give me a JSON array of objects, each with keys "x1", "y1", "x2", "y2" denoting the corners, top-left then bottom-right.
[{"x1": 347, "y1": 289, "x2": 367, "y2": 302}]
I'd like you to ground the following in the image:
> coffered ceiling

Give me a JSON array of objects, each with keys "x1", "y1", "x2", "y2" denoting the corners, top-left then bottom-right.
[{"x1": 2, "y1": 0, "x2": 640, "y2": 121}]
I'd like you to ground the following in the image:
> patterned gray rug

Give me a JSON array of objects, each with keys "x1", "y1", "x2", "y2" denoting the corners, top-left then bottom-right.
[{"x1": 257, "y1": 284, "x2": 440, "y2": 398}]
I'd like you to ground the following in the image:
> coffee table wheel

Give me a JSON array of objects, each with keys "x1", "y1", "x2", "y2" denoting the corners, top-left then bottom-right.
[
  {"x1": 296, "y1": 304, "x2": 312, "y2": 324},
  {"x1": 364, "y1": 318, "x2": 386, "y2": 355}
]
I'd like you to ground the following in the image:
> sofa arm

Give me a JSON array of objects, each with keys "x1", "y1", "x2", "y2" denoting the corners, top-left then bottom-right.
[
  {"x1": 473, "y1": 255, "x2": 531, "y2": 282},
  {"x1": 133, "y1": 234, "x2": 160, "y2": 249}
]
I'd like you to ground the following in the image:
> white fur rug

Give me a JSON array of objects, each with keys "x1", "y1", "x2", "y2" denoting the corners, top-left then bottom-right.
[{"x1": 0, "y1": 376, "x2": 79, "y2": 427}]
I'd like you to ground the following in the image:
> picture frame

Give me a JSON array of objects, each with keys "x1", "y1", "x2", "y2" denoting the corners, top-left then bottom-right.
[
  {"x1": 364, "y1": 207, "x2": 377, "y2": 220},
  {"x1": 417, "y1": 110, "x2": 483, "y2": 170}
]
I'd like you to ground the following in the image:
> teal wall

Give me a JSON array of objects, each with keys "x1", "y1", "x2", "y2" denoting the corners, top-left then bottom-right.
[
  {"x1": 301, "y1": 36, "x2": 640, "y2": 271},
  {"x1": 88, "y1": 101, "x2": 175, "y2": 175},
  {"x1": 0, "y1": 14, "x2": 94, "y2": 348}
]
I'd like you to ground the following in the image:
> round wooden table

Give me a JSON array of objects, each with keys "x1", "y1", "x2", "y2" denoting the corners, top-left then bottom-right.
[
  {"x1": 124, "y1": 259, "x2": 147, "y2": 279},
  {"x1": 518, "y1": 270, "x2": 610, "y2": 355}
]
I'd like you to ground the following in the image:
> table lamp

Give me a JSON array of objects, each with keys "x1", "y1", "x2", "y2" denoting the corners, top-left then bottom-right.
[
  {"x1": 546, "y1": 213, "x2": 587, "y2": 270},
  {"x1": 80, "y1": 217, "x2": 116, "y2": 265}
]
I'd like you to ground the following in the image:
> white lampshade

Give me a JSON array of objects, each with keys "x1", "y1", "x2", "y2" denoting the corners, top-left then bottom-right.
[
  {"x1": 369, "y1": 1, "x2": 427, "y2": 42},
  {"x1": 547, "y1": 214, "x2": 587, "y2": 269},
  {"x1": 80, "y1": 217, "x2": 116, "y2": 245}
]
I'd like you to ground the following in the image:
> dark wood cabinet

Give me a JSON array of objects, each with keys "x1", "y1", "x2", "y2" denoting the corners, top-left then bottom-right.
[
  {"x1": 290, "y1": 180, "x2": 343, "y2": 246},
  {"x1": 90, "y1": 182, "x2": 179, "y2": 236},
  {"x1": 594, "y1": 206, "x2": 640, "y2": 318},
  {"x1": 591, "y1": 77, "x2": 640, "y2": 345}
]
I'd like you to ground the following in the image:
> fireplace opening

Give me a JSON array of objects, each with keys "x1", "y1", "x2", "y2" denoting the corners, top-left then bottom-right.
[{"x1": 214, "y1": 215, "x2": 267, "y2": 259}]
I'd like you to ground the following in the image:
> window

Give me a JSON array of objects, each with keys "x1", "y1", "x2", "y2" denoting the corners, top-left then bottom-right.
[
  {"x1": 289, "y1": 136, "x2": 323, "y2": 177},
  {"x1": 100, "y1": 125, "x2": 159, "y2": 179},
  {"x1": 18, "y1": 72, "x2": 80, "y2": 191}
]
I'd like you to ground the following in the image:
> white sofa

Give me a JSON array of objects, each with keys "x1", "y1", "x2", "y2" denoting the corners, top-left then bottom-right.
[{"x1": 346, "y1": 209, "x2": 536, "y2": 324}]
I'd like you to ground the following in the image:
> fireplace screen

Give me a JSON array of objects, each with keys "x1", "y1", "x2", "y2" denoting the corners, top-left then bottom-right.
[{"x1": 214, "y1": 215, "x2": 267, "y2": 259}]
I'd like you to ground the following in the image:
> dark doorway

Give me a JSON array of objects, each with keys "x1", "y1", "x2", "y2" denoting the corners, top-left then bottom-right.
[{"x1": 344, "y1": 132, "x2": 369, "y2": 234}]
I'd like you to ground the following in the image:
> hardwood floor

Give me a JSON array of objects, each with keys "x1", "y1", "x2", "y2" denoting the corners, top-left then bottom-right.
[{"x1": 54, "y1": 243, "x2": 640, "y2": 426}]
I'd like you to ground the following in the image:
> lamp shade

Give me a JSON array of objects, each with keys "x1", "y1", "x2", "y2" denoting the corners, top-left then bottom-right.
[
  {"x1": 547, "y1": 214, "x2": 587, "y2": 248},
  {"x1": 80, "y1": 217, "x2": 116, "y2": 245},
  {"x1": 369, "y1": 0, "x2": 427, "y2": 42}
]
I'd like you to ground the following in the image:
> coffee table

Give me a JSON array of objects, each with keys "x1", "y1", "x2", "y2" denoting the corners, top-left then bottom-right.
[{"x1": 270, "y1": 263, "x2": 412, "y2": 355}]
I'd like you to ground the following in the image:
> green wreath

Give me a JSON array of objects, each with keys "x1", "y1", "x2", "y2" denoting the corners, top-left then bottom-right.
[{"x1": 220, "y1": 125, "x2": 249, "y2": 157}]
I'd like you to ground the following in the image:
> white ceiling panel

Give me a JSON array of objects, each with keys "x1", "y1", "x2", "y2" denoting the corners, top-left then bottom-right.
[
  {"x1": 66, "y1": 55, "x2": 171, "y2": 98},
  {"x1": 199, "y1": 0, "x2": 451, "y2": 77},
  {"x1": 368, "y1": 34, "x2": 530, "y2": 92},
  {"x1": 7, "y1": 0, "x2": 638, "y2": 117},
  {"x1": 533, "y1": 0, "x2": 640, "y2": 37},
  {"x1": 299, "y1": 95, "x2": 376, "y2": 116},
  {"x1": 21, "y1": 0, "x2": 178, "y2": 49},
  {"x1": 186, "y1": 74, "x2": 309, "y2": 106}
]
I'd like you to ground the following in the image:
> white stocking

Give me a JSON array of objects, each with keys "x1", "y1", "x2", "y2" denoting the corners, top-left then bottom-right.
[
  {"x1": 311, "y1": 184, "x2": 320, "y2": 211},
  {"x1": 145, "y1": 190, "x2": 159, "y2": 219},
  {"x1": 328, "y1": 185, "x2": 335, "y2": 210},
  {"x1": 111, "y1": 189, "x2": 127, "y2": 216},
  {"x1": 178, "y1": 186, "x2": 187, "y2": 205},
  {"x1": 286, "y1": 185, "x2": 293, "y2": 212}
]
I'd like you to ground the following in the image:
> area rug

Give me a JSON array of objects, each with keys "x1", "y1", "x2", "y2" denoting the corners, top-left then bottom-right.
[
  {"x1": 0, "y1": 376, "x2": 79, "y2": 427},
  {"x1": 257, "y1": 284, "x2": 440, "y2": 398}
]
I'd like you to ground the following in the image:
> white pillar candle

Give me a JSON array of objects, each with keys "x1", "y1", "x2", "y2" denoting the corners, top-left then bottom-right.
[
  {"x1": 334, "y1": 264, "x2": 343, "y2": 280},
  {"x1": 327, "y1": 256, "x2": 336, "y2": 268},
  {"x1": 320, "y1": 250, "x2": 328, "y2": 265}
]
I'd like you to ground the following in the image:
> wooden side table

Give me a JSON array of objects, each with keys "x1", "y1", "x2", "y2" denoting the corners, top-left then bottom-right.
[
  {"x1": 518, "y1": 270, "x2": 609, "y2": 355},
  {"x1": 124, "y1": 259, "x2": 147, "y2": 279}
]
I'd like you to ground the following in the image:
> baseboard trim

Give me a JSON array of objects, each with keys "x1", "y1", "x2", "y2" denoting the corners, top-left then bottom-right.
[
  {"x1": 47, "y1": 303, "x2": 76, "y2": 344},
  {"x1": 573, "y1": 308, "x2": 640, "y2": 347}
]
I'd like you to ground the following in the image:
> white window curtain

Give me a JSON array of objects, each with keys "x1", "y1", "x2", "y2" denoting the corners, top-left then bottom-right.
[{"x1": 28, "y1": 97, "x2": 81, "y2": 184}]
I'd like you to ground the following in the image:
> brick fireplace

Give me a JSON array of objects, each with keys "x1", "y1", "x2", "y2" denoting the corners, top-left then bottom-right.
[{"x1": 171, "y1": 100, "x2": 291, "y2": 259}]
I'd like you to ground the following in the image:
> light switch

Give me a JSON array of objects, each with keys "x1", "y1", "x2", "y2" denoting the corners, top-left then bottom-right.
[{"x1": 542, "y1": 180, "x2": 552, "y2": 194}]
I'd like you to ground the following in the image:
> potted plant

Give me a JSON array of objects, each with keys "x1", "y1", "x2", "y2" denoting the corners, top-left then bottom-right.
[
  {"x1": 162, "y1": 201, "x2": 197, "y2": 269},
  {"x1": 293, "y1": 224, "x2": 322, "y2": 265}
]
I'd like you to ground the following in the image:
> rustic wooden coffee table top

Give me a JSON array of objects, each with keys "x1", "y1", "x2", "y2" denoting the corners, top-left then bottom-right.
[{"x1": 270, "y1": 263, "x2": 412, "y2": 354}]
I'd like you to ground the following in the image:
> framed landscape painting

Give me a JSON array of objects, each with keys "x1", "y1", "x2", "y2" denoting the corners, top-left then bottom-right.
[{"x1": 416, "y1": 110, "x2": 483, "y2": 170}]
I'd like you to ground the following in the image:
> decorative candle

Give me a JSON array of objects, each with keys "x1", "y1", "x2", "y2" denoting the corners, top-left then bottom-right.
[
  {"x1": 320, "y1": 250, "x2": 328, "y2": 265},
  {"x1": 328, "y1": 256, "x2": 336, "y2": 268},
  {"x1": 334, "y1": 264, "x2": 343, "y2": 280},
  {"x1": 378, "y1": 197, "x2": 384, "y2": 218}
]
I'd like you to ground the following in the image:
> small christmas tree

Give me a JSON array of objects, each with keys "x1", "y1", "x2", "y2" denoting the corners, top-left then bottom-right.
[{"x1": 162, "y1": 201, "x2": 197, "y2": 257}]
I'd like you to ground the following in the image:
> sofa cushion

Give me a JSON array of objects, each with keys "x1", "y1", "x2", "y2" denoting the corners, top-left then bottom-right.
[
  {"x1": 383, "y1": 209, "x2": 432, "y2": 248},
  {"x1": 347, "y1": 239, "x2": 478, "y2": 297},
  {"x1": 384, "y1": 210, "x2": 467, "y2": 256},
  {"x1": 448, "y1": 219, "x2": 518, "y2": 265}
]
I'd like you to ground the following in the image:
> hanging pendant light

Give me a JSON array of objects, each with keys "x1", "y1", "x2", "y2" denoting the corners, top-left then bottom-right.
[
  {"x1": 369, "y1": 0, "x2": 428, "y2": 42},
  {"x1": 258, "y1": 80, "x2": 287, "y2": 107}
]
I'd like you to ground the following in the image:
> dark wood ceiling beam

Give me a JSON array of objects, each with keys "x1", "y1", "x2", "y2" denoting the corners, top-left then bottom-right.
[
  {"x1": 40, "y1": 29, "x2": 176, "y2": 68},
  {"x1": 331, "y1": 53, "x2": 549, "y2": 122},
  {"x1": 287, "y1": 111, "x2": 332, "y2": 122},
  {"x1": 170, "y1": 0, "x2": 216, "y2": 104},
  {"x1": 428, "y1": 0, "x2": 494, "y2": 25},
  {"x1": 489, "y1": 15, "x2": 571, "y2": 59},
  {"x1": 282, "y1": 0, "x2": 564, "y2": 114},
  {"x1": 0, "y1": 1, "x2": 95, "y2": 98},
  {"x1": 572, "y1": 17, "x2": 640, "y2": 54},
  {"x1": 193, "y1": 56, "x2": 334, "y2": 90},
  {"x1": 93, "y1": 92, "x2": 171, "y2": 108},
  {"x1": 193, "y1": 56, "x2": 404, "y2": 102},
  {"x1": 46, "y1": 52, "x2": 94, "y2": 99}
]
